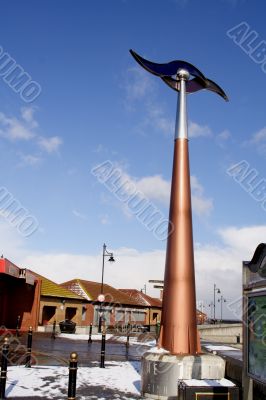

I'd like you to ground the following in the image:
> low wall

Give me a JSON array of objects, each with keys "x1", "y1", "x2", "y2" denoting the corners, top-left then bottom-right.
[{"x1": 198, "y1": 323, "x2": 242, "y2": 343}]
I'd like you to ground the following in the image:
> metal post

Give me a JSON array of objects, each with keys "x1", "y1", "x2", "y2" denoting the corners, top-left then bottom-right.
[
  {"x1": 0, "y1": 338, "x2": 9, "y2": 400},
  {"x1": 68, "y1": 352, "x2": 78, "y2": 400},
  {"x1": 98, "y1": 243, "x2": 115, "y2": 333},
  {"x1": 217, "y1": 295, "x2": 226, "y2": 323},
  {"x1": 16, "y1": 315, "x2": 20, "y2": 337},
  {"x1": 88, "y1": 323, "x2": 92, "y2": 344},
  {"x1": 126, "y1": 334, "x2": 129, "y2": 348},
  {"x1": 208, "y1": 301, "x2": 214, "y2": 320},
  {"x1": 25, "y1": 326, "x2": 33, "y2": 368},
  {"x1": 51, "y1": 320, "x2": 56, "y2": 339},
  {"x1": 98, "y1": 309, "x2": 102, "y2": 334},
  {"x1": 126, "y1": 322, "x2": 131, "y2": 335},
  {"x1": 213, "y1": 284, "x2": 221, "y2": 324},
  {"x1": 100, "y1": 328, "x2": 106, "y2": 368},
  {"x1": 98, "y1": 244, "x2": 106, "y2": 333},
  {"x1": 214, "y1": 284, "x2": 216, "y2": 324},
  {"x1": 156, "y1": 322, "x2": 160, "y2": 343}
]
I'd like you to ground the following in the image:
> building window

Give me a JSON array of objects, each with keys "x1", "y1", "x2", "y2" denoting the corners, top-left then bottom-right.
[
  {"x1": 94, "y1": 307, "x2": 111, "y2": 325},
  {"x1": 152, "y1": 312, "x2": 158, "y2": 321},
  {"x1": 82, "y1": 306, "x2": 87, "y2": 321},
  {"x1": 115, "y1": 310, "x2": 125, "y2": 322},
  {"x1": 131, "y1": 311, "x2": 146, "y2": 322},
  {"x1": 42, "y1": 306, "x2": 56, "y2": 325},
  {"x1": 65, "y1": 307, "x2": 77, "y2": 321}
]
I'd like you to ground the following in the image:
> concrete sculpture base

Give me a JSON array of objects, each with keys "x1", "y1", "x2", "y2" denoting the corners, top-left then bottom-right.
[{"x1": 141, "y1": 350, "x2": 226, "y2": 399}]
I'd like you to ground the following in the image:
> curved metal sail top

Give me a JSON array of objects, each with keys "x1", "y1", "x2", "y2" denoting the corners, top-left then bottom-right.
[{"x1": 130, "y1": 49, "x2": 228, "y2": 101}]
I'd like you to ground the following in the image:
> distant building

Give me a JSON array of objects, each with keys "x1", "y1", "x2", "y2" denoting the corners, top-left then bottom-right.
[
  {"x1": 119, "y1": 289, "x2": 162, "y2": 326},
  {"x1": 0, "y1": 257, "x2": 205, "y2": 332},
  {"x1": 0, "y1": 258, "x2": 40, "y2": 331},
  {"x1": 60, "y1": 279, "x2": 155, "y2": 329},
  {"x1": 32, "y1": 272, "x2": 91, "y2": 328}
]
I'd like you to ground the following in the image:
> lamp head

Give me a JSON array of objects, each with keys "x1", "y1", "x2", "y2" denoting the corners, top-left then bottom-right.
[{"x1": 108, "y1": 255, "x2": 115, "y2": 262}]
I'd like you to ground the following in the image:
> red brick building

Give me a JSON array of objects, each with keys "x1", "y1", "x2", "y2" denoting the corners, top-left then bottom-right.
[
  {"x1": 119, "y1": 289, "x2": 162, "y2": 326},
  {"x1": 0, "y1": 257, "x2": 205, "y2": 332},
  {"x1": 0, "y1": 258, "x2": 40, "y2": 331},
  {"x1": 60, "y1": 279, "x2": 153, "y2": 329}
]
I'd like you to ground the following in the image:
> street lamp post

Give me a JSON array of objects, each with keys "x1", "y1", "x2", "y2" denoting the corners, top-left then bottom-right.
[
  {"x1": 218, "y1": 295, "x2": 226, "y2": 322},
  {"x1": 213, "y1": 283, "x2": 221, "y2": 324},
  {"x1": 98, "y1": 243, "x2": 115, "y2": 333},
  {"x1": 208, "y1": 301, "x2": 214, "y2": 320}
]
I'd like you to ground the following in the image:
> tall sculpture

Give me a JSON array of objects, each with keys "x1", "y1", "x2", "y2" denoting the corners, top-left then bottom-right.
[{"x1": 130, "y1": 50, "x2": 228, "y2": 355}]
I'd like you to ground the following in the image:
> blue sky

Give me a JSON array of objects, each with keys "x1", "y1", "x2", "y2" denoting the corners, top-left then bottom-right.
[{"x1": 0, "y1": 0, "x2": 266, "y2": 317}]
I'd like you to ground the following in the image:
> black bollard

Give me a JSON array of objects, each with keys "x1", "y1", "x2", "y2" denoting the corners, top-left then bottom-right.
[
  {"x1": 100, "y1": 328, "x2": 106, "y2": 368},
  {"x1": 16, "y1": 315, "x2": 21, "y2": 337},
  {"x1": 51, "y1": 320, "x2": 56, "y2": 339},
  {"x1": 25, "y1": 326, "x2": 33, "y2": 368},
  {"x1": 88, "y1": 323, "x2": 92, "y2": 344},
  {"x1": 126, "y1": 334, "x2": 130, "y2": 348},
  {"x1": 156, "y1": 321, "x2": 160, "y2": 343},
  {"x1": 0, "y1": 337, "x2": 9, "y2": 400},
  {"x1": 68, "y1": 352, "x2": 78, "y2": 400}
]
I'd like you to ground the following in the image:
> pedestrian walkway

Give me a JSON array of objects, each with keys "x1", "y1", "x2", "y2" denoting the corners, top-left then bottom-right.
[{"x1": 5, "y1": 361, "x2": 142, "y2": 399}]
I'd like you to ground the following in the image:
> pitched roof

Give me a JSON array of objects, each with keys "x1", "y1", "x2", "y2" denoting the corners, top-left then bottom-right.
[
  {"x1": 60, "y1": 279, "x2": 146, "y2": 307},
  {"x1": 119, "y1": 289, "x2": 162, "y2": 308},
  {"x1": 119, "y1": 289, "x2": 207, "y2": 316},
  {"x1": 31, "y1": 272, "x2": 85, "y2": 300}
]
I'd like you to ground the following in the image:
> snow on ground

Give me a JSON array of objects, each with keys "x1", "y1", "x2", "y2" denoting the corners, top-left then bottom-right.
[
  {"x1": 58, "y1": 333, "x2": 113, "y2": 341},
  {"x1": 205, "y1": 345, "x2": 240, "y2": 351},
  {"x1": 108, "y1": 335, "x2": 156, "y2": 347},
  {"x1": 146, "y1": 346, "x2": 169, "y2": 354},
  {"x1": 58, "y1": 332, "x2": 156, "y2": 347},
  {"x1": 5, "y1": 361, "x2": 141, "y2": 399},
  {"x1": 183, "y1": 379, "x2": 236, "y2": 387}
]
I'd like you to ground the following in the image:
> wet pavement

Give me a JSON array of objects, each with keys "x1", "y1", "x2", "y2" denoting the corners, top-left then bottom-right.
[{"x1": 1, "y1": 331, "x2": 151, "y2": 367}]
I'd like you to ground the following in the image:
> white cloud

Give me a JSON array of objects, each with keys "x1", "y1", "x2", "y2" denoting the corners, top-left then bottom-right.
[
  {"x1": 124, "y1": 67, "x2": 154, "y2": 102},
  {"x1": 38, "y1": 136, "x2": 63, "y2": 153},
  {"x1": 246, "y1": 126, "x2": 266, "y2": 155},
  {"x1": 0, "y1": 108, "x2": 63, "y2": 156},
  {"x1": 21, "y1": 107, "x2": 38, "y2": 128},
  {"x1": 250, "y1": 126, "x2": 266, "y2": 144},
  {"x1": 216, "y1": 129, "x2": 231, "y2": 148},
  {"x1": 135, "y1": 175, "x2": 170, "y2": 204},
  {"x1": 72, "y1": 209, "x2": 87, "y2": 221},
  {"x1": 19, "y1": 225, "x2": 260, "y2": 318},
  {"x1": 19, "y1": 153, "x2": 42, "y2": 166},
  {"x1": 99, "y1": 214, "x2": 110, "y2": 225},
  {"x1": 218, "y1": 225, "x2": 266, "y2": 254},
  {"x1": 0, "y1": 110, "x2": 35, "y2": 141},
  {"x1": 124, "y1": 64, "x2": 219, "y2": 140},
  {"x1": 217, "y1": 130, "x2": 230, "y2": 141},
  {"x1": 117, "y1": 171, "x2": 213, "y2": 217},
  {"x1": 1, "y1": 215, "x2": 264, "y2": 319},
  {"x1": 123, "y1": 66, "x2": 174, "y2": 135},
  {"x1": 191, "y1": 175, "x2": 213, "y2": 216},
  {"x1": 188, "y1": 121, "x2": 212, "y2": 138},
  {"x1": 145, "y1": 102, "x2": 174, "y2": 136}
]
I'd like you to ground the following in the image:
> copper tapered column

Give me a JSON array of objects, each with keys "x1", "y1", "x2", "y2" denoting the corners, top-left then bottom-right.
[
  {"x1": 129, "y1": 50, "x2": 228, "y2": 357},
  {"x1": 158, "y1": 70, "x2": 201, "y2": 354}
]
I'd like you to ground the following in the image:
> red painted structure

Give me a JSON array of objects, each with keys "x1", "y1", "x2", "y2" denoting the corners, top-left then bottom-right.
[{"x1": 0, "y1": 258, "x2": 40, "y2": 332}]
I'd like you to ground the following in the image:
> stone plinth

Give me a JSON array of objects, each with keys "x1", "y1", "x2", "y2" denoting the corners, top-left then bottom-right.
[{"x1": 141, "y1": 349, "x2": 226, "y2": 399}]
